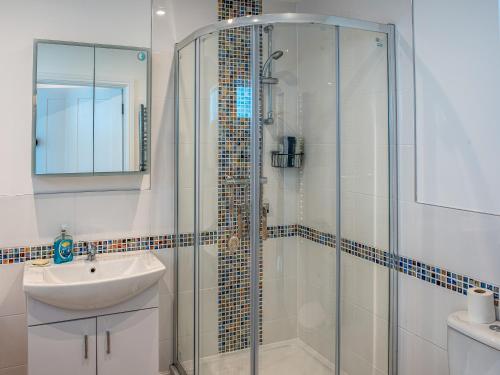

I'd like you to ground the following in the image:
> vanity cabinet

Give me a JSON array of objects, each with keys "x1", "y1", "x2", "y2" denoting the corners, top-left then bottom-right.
[
  {"x1": 97, "y1": 309, "x2": 158, "y2": 375},
  {"x1": 28, "y1": 308, "x2": 158, "y2": 375},
  {"x1": 28, "y1": 317, "x2": 96, "y2": 375}
]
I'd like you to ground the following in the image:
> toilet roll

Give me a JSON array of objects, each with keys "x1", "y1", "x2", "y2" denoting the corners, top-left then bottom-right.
[{"x1": 467, "y1": 287, "x2": 496, "y2": 324}]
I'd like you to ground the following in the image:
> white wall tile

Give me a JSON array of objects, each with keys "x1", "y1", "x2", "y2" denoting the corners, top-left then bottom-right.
[
  {"x1": 263, "y1": 277, "x2": 297, "y2": 322},
  {"x1": 0, "y1": 315, "x2": 27, "y2": 369},
  {"x1": 399, "y1": 200, "x2": 500, "y2": 286},
  {"x1": 341, "y1": 252, "x2": 389, "y2": 320},
  {"x1": 170, "y1": 1, "x2": 217, "y2": 42},
  {"x1": 0, "y1": 265, "x2": 26, "y2": 318},
  {"x1": 155, "y1": 249, "x2": 175, "y2": 295},
  {"x1": 200, "y1": 287, "x2": 218, "y2": 334},
  {"x1": 398, "y1": 273, "x2": 465, "y2": 350},
  {"x1": 341, "y1": 301, "x2": 389, "y2": 373},
  {"x1": 0, "y1": 366, "x2": 27, "y2": 375},
  {"x1": 74, "y1": 190, "x2": 152, "y2": 240},
  {"x1": 200, "y1": 330, "x2": 218, "y2": 357},
  {"x1": 341, "y1": 349, "x2": 386, "y2": 375},
  {"x1": 354, "y1": 193, "x2": 390, "y2": 250},
  {"x1": 159, "y1": 292, "x2": 174, "y2": 342},
  {"x1": 398, "y1": 328, "x2": 449, "y2": 375},
  {"x1": 200, "y1": 245, "x2": 218, "y2": 290},
  {"x1": 263, "y1": 237, "x2": 298, "y2": 281},
  {"x1": 0, "y1": 194, "x2": 76, "y2": 248},
  {"x1": 262, "y1": 316, "x2": 298, "y2": 345},
  {"x1": 264, "y1": 0, "x2": 298, "y2": 13},
  {"x1": 398, "y1": 145, "x2": 415, "y2": 203},
  {"x1": 159, "y1": 339, "x2": 173, "y2": 373}
]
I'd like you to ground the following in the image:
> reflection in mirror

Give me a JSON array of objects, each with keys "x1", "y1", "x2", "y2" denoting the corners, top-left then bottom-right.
[
  {"x1": 33, "y1": 41, "x2": 150, "y2": 175},
  {"x1": 94, "y1": 47, "x2": 148, "y2": 173},
  {"x1": 35, "y1": 43, "x2": 95, "y2": 174}
]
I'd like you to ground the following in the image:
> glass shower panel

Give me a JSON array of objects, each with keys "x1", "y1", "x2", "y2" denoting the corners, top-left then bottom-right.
[
  {"x1": 339, "y1": 27, "x2": 390, "y2": 375},
  {"x1": 198, "y1": 32, "x2": 220, "y2": 369},
  {"x1": 176, "y1": 41, "x2": 196, "y2": 373},
  {"x1": 260, "y1": 23, "x2": 337, "y2": 374},
  {"x1": 196, "y1": 25, "x2": 255, "y2": 375}
]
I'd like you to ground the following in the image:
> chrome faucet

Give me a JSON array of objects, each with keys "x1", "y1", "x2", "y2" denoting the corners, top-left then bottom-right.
[{"x1": 85, "y1": 242, "x2": 97, "y2": 261}]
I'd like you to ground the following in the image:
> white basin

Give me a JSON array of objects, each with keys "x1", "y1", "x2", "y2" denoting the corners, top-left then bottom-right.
[{"x1": 23, "y1": 251, "x2": 166, "y2": 310}]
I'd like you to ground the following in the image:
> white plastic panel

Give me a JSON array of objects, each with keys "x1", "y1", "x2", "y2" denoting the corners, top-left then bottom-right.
[{"x1": 414, "y1": 0, "x2": 500, "y2": 214}]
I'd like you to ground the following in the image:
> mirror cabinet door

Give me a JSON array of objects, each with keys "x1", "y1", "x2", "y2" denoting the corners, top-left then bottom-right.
[
  {"x1": 34, "y1": 42, "x2": 149, "y2": 175},
  {"x1": 94, "y1": 47, "x2": 149, "y2": 173},
  {"x1": 35, "y1": 43, "x2": 95, "y2": 175}
]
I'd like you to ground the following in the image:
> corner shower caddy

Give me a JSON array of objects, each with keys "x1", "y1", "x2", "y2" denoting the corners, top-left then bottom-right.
[{"x1": 270, "y1": 151, "x2": 304, "y2": 168}]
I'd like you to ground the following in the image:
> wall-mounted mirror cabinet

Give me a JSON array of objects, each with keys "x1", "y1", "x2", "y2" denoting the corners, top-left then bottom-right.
[{"x1": 33, "y1": 40, "x2": 150, "y2": 175}]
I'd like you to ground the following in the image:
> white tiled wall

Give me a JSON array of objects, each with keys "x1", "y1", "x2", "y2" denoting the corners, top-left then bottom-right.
[
  {"x1": 297, "y1": 239, "x2": 336, "y2": 362},
  {"x1": 0, "y1": 1, "x2": 217, "y2": 374},
  {"x1": 262, "y1": 238, "x2": 299, "y2": 344}
]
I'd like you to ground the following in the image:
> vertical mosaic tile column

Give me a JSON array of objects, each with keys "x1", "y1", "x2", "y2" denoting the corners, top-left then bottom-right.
[{"x1": 217, "y1": 0, "x2": 262, "y2": 353}]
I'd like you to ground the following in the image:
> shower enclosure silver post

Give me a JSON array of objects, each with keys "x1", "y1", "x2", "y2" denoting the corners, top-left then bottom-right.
[
  {"x1": 193, "y1": 38, "x2": 201, "y2": 375},
  {"x1": 334, "y1": 25, "x2": 342, "y2": 375},
  {"x1": 250, "y1": 25, "x2": 262, "y2": 375},
  {"x1": 387, "y1": 23, "x2": 399, "y2": 375}
]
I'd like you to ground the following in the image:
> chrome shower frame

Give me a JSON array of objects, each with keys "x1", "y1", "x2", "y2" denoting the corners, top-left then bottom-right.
[{"x1": 173, "y1": 13, "x2": 398, "y2": 375}]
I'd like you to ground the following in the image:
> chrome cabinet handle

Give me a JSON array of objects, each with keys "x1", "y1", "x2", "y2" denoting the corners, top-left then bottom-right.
[
  {"x1": 84, "y1": 334, "x2": 88, "y2": 359},
  {"x1": 106, "y1": 330, "x2": 111, "y2": 354}
]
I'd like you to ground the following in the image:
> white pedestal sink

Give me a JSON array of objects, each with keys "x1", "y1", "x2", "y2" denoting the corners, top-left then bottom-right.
[{"x1": 23, "y1": 250, "x2": 166, "y2": 310}]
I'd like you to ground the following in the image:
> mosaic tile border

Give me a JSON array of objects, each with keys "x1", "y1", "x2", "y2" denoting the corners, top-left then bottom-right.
[
  {"x1": 395, "y1": 255, "x2": 499, "y2": 305},
  {"x1": 292, "y1": 224, "x2": 499, "y2": 306},
  {"x1": 0, "y1": 231, "x2": 217, "y2": 265},
  {"x1": 1, "y1": 225, "x2": 498, "y2": 307}
]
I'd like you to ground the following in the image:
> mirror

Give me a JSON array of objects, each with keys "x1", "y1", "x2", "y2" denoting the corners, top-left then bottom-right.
[
  {"x1": 33, "y1": 41, "x2": 150, "y2": 175},
  {"x1": 414, "y1": 0, "x2": 500, "y2": 215}
]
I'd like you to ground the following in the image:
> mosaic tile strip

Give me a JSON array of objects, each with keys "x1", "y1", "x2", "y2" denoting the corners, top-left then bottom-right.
[
  {"x1": 341, "y1": 238, "x2": 391, "y2": 268},
  {"x1": 217, "y1": 0, "x2": 262, "y2": 354},
  {"x1": 395, "y1": 255, "x2": 499, "y2": 305},
  {"x1": 2, "y1": 225, "x2": 498, "y2": 309},
  {"x1": 267, "y1": 224, "x2": 297, "y2": 239},
  {"x1": 2, "y1": 222, "x2": 498, "y2": 313},
  {"x1": 297, "y1": 225, "x2": 335, "y2": 248},
  {"x1": 292, "y1": 224, "x2": 499, "y2": 306},
  {"x1": 0, "y1": 231, "x2": 217, "y2": 265}
]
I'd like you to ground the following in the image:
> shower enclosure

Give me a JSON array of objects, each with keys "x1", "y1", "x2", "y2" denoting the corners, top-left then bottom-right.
[{"x1": 174, "y1": 13, "x2": 397, "y2": 375}]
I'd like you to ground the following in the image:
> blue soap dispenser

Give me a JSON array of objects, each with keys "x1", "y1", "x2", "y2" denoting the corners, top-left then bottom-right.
[{"x1": 54, "y1": 225, "x2": 74, "y2": 264}]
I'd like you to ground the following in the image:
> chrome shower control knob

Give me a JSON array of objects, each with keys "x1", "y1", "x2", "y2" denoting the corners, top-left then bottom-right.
[
  {"x1": 227, "y1": 235, "x2": 240, "y2": 252},
  {"x1": 489, "y1": 324, "x2": 500, "y2": 332}
]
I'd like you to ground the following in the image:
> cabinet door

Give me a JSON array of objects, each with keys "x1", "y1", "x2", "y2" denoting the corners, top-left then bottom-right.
[
  {"x1": 28, "y1": 318, "x2": 96, "y2": 375},
  {"x1": 97, "y1": 308, "x2": 158, "y2": 375}
]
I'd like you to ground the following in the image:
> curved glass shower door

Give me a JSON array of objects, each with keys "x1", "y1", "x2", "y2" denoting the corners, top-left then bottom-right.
[
  {"x1": 259, "y1": 22, "x2": 393, "y2": 375},
  {"x1": 174, "y1": 14, "x2": 397, "y2": 375},
  {"x1": 259, "y1": 23, "x2": 338, "y2": 374},
  {"x1": 338, "y1": 27, "x2": 391, "y2": 375},
  {"x1": 176, "y1": 26, "x2": 258, "y2": 375},
  {"x1": 176, "y1": 40, "x2": 195, "y2": 372}
]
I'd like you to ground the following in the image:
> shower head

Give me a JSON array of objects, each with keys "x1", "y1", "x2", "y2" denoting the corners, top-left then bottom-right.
[
  {"x1": 262, "y1": 50, "x2": 284, "y2": 77},
  {"x1": 270, "y1": 50, "x2": 284, "y2": 60}
]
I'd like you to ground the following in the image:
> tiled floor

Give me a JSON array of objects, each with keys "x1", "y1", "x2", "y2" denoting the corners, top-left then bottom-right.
[{"x1": 182, "y1": 339, "x2": 334, "y2": 375}]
